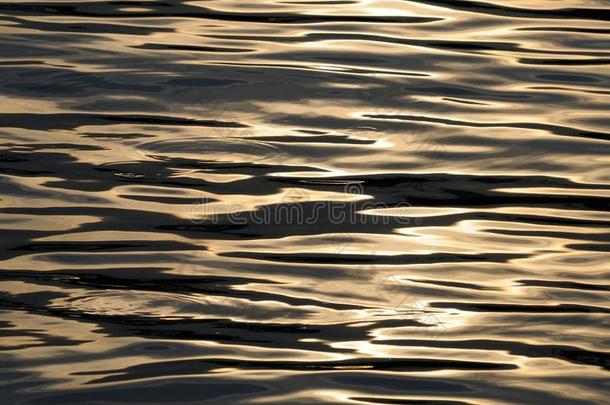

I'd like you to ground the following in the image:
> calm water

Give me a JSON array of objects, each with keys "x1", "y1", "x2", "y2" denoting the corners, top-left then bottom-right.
[{"x1": 1, "y1": 1, "x2": 610, "y2": 404}]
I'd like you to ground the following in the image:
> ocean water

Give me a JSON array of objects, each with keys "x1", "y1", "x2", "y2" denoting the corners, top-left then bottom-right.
[{"x1": 0, "y1": 1, "x2": 609, "y2": 404}]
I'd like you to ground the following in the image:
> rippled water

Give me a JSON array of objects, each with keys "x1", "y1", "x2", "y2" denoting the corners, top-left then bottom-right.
[{"x1": 1, "y1": 1, "x2": 610, "y2": 404}]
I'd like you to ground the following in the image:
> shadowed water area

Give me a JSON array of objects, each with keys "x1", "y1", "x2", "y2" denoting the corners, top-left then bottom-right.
[{"x1": 0, "y1": 0, "x2": 609, "y2": 404}]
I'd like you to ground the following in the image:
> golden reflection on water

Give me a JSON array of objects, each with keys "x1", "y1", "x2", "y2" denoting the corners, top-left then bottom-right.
[{"x1": 0, "y1": 0, "x2": 609, "y2": 404}]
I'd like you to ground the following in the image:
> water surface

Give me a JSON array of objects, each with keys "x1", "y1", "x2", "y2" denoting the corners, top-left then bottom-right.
[{"x1": 1, "y1": 1, "x2": 609, "y2": 404}]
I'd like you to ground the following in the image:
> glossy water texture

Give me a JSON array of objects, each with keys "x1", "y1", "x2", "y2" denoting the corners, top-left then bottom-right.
[{"x1": 1, "y1": 1, "x2": 610, "y2": 404}]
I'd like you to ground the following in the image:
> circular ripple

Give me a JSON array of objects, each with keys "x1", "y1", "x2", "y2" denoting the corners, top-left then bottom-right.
[{"x1": 137, "y1": 136, "x2": 283, "y2": 163}]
